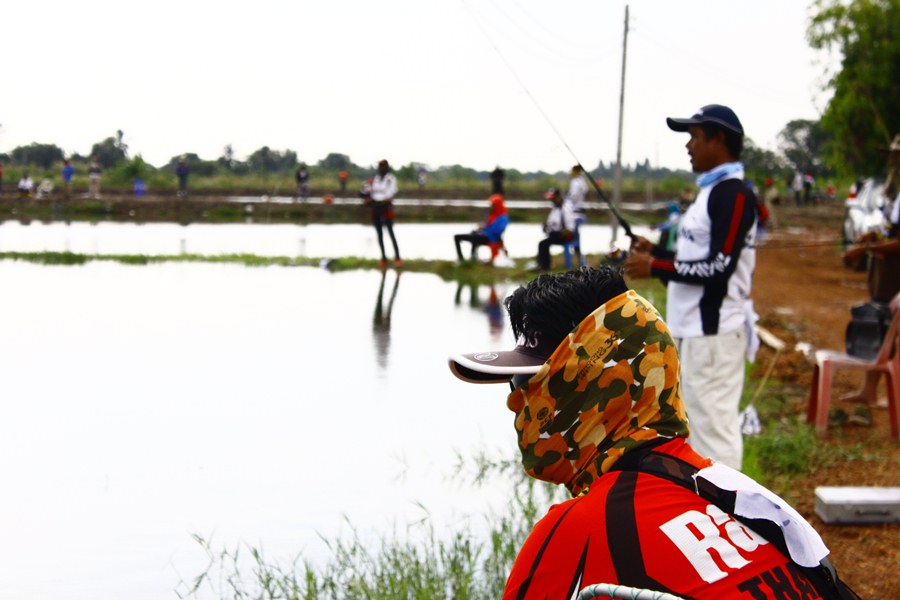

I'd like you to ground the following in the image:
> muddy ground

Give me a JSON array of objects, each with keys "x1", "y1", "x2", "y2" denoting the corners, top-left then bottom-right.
[{"x1": 748, "y1": 202, "x2": 898, "y2": 598}]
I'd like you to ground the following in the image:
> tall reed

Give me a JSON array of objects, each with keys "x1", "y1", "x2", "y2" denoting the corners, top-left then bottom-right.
[{"x1": 177, "y1": 453, "x2": 565, "y2": 600}]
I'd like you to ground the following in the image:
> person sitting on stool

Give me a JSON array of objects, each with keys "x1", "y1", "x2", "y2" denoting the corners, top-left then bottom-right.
[
  {"x1": 454, "y1": 193, "x2": 509, "y2": 263},
  {"x1": 536, "y1": 187, "x2": 576, "y2": 270}
]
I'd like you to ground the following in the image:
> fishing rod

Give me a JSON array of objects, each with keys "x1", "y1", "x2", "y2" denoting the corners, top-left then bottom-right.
[
  {"x1": 575, "y1": 162, "x2": 636, "y2": 242},
  {"x1": 461, "y1": 0, "x2": 637, "y2": 243},
  {"x1": 505, "y1": 89, "x2": 638, "y2": 243}
]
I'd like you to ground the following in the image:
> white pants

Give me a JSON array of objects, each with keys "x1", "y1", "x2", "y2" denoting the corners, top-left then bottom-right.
[
  {"x1": 677, "y1": 327, "x2": 746, "y2": 470},
  {"x1": 89, "y1": 174, "x2": 101, "y2": 198}
]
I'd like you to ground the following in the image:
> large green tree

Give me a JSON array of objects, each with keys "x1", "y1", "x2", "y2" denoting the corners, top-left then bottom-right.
[
  {"x1": 777, "y1": 119, "x2": 828, "y2": 175},
  {"x1": 317, "y1": 152, "x2": 352, "y2": 171},
  {"x1": 742, "y1": 138, "x2": 790, "y2": 181},
  {"x1": 89, "y1": 130, "x2": 129, "y2": 169},
  {"x1": 9, "y1": 143, "x2": 65, "y2": 169},
  {"x1": 164, "y1": 153, "x2": 220, "y2": 176},
  {"x1": 808, "y1": 0, "x2": 900, "y2": 175},
  {"x1": 246, "y1": 146, "x2": 298, "y2": 173}
]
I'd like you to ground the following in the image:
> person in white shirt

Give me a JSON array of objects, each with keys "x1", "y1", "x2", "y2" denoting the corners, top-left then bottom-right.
[
  {"x1": 88, "y1": 158, "x2": 102, "y2": 199},
  {"x1": 565, "y1": 165, "x2": 589, "y2": 268},
  {"x1": 17, "y1": 173, "x2": 34, "y2": 198},
  {"x1": 536, "y1": 187, "x2": 576, "y2": 270},
  {"x1": 623, "y1": 104, "x2": 758, "y2": 471},
  {"x1": 792, "y1": 171, "x2": 803, "y2": 207},
  {"x1": 369, "y1": 159, "x2": 401, "y2": 267}
]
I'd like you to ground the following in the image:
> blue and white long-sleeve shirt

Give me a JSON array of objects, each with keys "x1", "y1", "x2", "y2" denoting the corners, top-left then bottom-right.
[
  {"x1": 544, "y1": 201, "x2": 576, "y2": 234},
  {"x1": 566, "y1": 175, "x2": 589, "y2": 214},
  {"x1": 650, "y1": 163, "x2": 757, "y2": 339}
]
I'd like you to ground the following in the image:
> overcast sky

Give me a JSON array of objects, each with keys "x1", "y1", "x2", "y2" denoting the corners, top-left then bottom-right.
[{"x1": 1, "y1": 0, "x2": 832, "y2": 172}]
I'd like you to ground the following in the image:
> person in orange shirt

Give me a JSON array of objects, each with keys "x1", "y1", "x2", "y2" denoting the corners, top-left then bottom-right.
[{"x1": 449, "y1": 267, "x2": 854, "y2": 600}]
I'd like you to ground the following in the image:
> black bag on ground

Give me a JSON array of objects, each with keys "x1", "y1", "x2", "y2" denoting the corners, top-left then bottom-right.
[{"x1": 845, "y1": 301, "x2": 892, "y2": 360}]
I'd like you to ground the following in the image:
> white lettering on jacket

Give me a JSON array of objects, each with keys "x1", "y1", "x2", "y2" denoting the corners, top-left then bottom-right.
[{"x1": 659, "y1": 505, "x2": 770, "y2": 583}]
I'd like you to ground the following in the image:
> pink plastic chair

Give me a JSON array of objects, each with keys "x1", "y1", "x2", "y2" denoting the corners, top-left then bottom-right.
[{"x1": 807, "y1": 292, "x2": 900, "y2": 439}]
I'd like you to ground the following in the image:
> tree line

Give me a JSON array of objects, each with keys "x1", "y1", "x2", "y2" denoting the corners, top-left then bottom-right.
[{"x1": 0, "y1": 126, "x2": 834, "y2": 191}]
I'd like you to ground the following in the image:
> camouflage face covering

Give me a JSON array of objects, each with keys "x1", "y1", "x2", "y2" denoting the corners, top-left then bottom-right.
[{"x1": 506, "y1": 290, "x2": 689, "y2": 496}]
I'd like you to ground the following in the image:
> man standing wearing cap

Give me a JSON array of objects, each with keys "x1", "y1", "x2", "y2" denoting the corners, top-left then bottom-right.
[
  {"x1": 623, "y1": 104, "x2": 758, "y2": 471},
  {"x1": 448, "y1": 268, "x2": 845, "y2": 599},
  {"x1": 535, "y1": 187, "x2": 576, "y2": 270}
]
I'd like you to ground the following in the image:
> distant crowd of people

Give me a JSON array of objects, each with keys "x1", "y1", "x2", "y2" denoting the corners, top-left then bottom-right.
[
  {"x1": 0, "y1": 157, "x2": 91, "y2": 199},
  {"x1": 3, "y1": 136, "x2": 894, "y2": 289},
  {"x1": 0, "y1": 156, "x2": 185, "y2": 201}
]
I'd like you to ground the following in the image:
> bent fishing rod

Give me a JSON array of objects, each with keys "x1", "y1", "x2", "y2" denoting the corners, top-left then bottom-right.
[
  {"x1": 503, "y1": 76, "x2": 637, "y2": 243},
  {"x1": 523, "y1": 112, "x2": 638, "y2": 244},
  {"x1": 574, "y1": 161, "x2": 636, "y2": 242}
]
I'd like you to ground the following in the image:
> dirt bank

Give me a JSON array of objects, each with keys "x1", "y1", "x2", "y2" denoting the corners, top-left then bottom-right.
[{"x1": 750, "y1": 202, "x2": 898, "y2": 597}]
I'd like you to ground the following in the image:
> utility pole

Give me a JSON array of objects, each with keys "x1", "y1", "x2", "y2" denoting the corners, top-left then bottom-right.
[{"x1": 612, "y1": 5, "x2": 629, "y2": 247}]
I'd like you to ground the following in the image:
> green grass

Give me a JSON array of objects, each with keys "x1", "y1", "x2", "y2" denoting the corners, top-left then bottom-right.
[
  {"x1": 738, "y1": 355, "x2": 881, "y2": 496},
  {"x1": 0, "y1": 251, "x2": 621, "y2": 287},
  {"x1": 0, "y1": 251, "x2": 689, "y2": 295},
  {"x1": 178, "y1": 455, "x2": 564, "y2": 600}
]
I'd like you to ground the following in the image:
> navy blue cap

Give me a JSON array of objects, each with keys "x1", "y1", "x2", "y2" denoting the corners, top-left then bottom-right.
[{"x1": 667, "y1": 104, "x2": 744, "y2": 135}]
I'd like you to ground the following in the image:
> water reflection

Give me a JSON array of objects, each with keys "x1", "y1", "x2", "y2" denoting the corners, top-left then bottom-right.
[
  {"x1": 373, "y1": 269, "x2": 401, "y2": 369},
  {"x1": 0, "y1": 262, "x2": 520, "y2": 600},
  {"x1": 454, "y1": 282, "x2": 506, "y2": 338}
]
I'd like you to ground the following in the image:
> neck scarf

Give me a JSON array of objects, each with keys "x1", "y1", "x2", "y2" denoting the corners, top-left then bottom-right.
[
  {"x1": 506, "y1": 290, "x2": 689, "y2": 496},
  {"x1": 486, "y1": 194, "x2": 508, "y2": 225},
  {"x1": 696, "y1": 161, "x2": 744, "y2": 188}
]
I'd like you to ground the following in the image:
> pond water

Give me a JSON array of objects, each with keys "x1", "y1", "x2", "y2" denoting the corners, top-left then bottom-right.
[
  {"x1": 0, "y1": 220, "x2": 655, "y2": 260},
  {"x1": 0, "y1": 260, "x2": 531, "y2": 600}
]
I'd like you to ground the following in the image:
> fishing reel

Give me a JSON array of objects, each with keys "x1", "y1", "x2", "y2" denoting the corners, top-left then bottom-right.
[{"x1": 601, "y1": 246, "x2": 630, "y2": 267}]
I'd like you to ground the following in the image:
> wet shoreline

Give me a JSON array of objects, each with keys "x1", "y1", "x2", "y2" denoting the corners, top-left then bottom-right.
[{"x1": 0, "y1": 193, "x2": 668, "y2": 226}]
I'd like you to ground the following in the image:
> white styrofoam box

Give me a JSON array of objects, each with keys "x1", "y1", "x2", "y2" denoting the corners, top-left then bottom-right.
[{"x1": 814, "y1": 486, "x2": 900, "y2": 524}]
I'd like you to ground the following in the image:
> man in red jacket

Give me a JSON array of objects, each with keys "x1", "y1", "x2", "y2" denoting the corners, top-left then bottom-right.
[{"x1": 449, "y1": 267, "x2": 850, "y2": 600}]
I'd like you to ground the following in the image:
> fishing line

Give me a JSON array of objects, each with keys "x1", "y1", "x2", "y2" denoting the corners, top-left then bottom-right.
[
  {"x1": 461, "y1": 0, "x2": 578, "y2": 159},
  {"x1": 756, "y1": 238, "x2": 845, "y2": 250},
  {"x1": 493, "y1": 0, "x2": 603, "y2": 64},
  {"x1": 460, "y1": 0, "x2": 636, "y2": 241}
]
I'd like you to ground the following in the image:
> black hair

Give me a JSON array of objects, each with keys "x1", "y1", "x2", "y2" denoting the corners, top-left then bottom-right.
[
  {"x1": 504, "y1": 266, "x2": 629, "y2": 352},
  {"x1": 699, "y1": 122, "x2": 743, "y2": 160}
]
